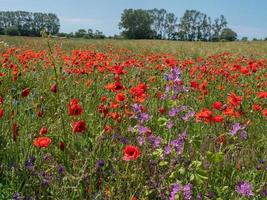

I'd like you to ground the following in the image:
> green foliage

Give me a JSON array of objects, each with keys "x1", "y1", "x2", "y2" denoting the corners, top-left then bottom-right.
[
  {"x1": 0, "y1": 11, "x2": 60, "y2": 36},
  {"x1": 220, "y1": 28, "x2": 237, "y2": 41},
  {"x1": 4, "y1": 26, "x2": 20, "y2": 36},
  {"x1": 119, "y1": 9, "x2": 154, "y2": 39}
]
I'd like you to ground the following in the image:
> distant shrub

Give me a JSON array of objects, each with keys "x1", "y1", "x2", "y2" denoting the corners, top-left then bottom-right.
[{"x1": 4, "y1": 26, "x2": 20, "y2": 36}]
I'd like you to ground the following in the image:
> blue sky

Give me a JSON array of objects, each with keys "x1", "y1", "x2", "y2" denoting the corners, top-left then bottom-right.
[{"x1": 1, "y1": 0, "x2": 266, "y2": 39}]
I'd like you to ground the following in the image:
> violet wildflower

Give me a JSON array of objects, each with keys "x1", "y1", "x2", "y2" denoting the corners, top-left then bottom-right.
[
  {"x1": 97, "y1": 160, "x2": 105, "y2": 168},
  {"x1": 164, "y1": 145, "x2": 172, "y2": 155},
  {"x1": 166, "y1": 120, "x2": 174, "y2": 129},
  {"x1": 139, "y1": 112, "x2": 150, "y2": 123},
  {"x1": 229, "y1": 123, "x2": 245, "y2": 135},
  {"x1": 169, "y1": 182, "x2": 180, "y2": 200},
  {"x1": 12, "y1": 192, "x2": 22, "y2": 200},
  {"x1": 239, "y1": 130, "x2": 248, "y2": 140},
  {"x1": 182, "y1": 111, "x2": 195, "y2": 121},
  {"x1": 58, "y1": 164, "x2": 65, "y2": 174},
  {"x1": 261, "y1": 189, "x2": 267, "y2": 197},
  {"x1": 138, "y1": 125, "x2": 150, "y2": 134},
  {"x1": 148, "y1": 135, "x2": 162, "y2": 148},
  {"x1": 137, "y1": 135, "x2": 144, "y2": 145},
  {"x1": 235, "y1": 181, "x2": 254, "y2": 197},
  {"x1": 170, "y1": 130, "x2": 187, "y2": 155},
  {"x1": 168, "y1": 106, "x2": 187, "y2": 117},
  {"x1": 132, "y1": 103, "x2": 142, "y2": 113},
  {"x1": 25, "y1": 155, "x2": 35, "y2": 170},
  {"x1": 183, "y1": 183, "x2": 193, "y2": 200}
]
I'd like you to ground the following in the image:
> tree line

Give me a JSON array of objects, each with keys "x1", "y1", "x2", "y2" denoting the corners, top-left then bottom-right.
[
  {"x1": 0, "y1": 11, "x2": 60, "y2": 36},
  {"x1": 119, "y1": 9, "x2": 238, "y2": 41}
]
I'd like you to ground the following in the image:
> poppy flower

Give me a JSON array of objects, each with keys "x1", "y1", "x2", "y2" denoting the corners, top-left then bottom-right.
[
  {"x1": 39, "y1": 125, "x2": 48, "y2": 135},
  {"x1": 68, "y1": 98, "x2": 83, "y2": 116},
  {"x1": 50, "y1": 83, "x2": 57, "y2": 93},
  {"x1": 115, "y1": 93, "x2": 126, "y2": 102},
  {"x1": 0, "y1": 108, "x2": 3, "y2": 118},
  {"x1": 21, "y1": 88, "x2": 30, "y2": 97},
  {"x1": 122, "y1": 145, "x2": 141, "y2": 161},
  {"x1": 59, "y1": 141, "x2": 65, "y2": 151},
  {"x1": 257, "y1": 91, "x2": 267, "y2": 99},
  {"x1": 0, "y1": 96, "x2": 3, "y2": 105},
  {"x1": 12, "y1": 123, "x2": 19, "y2": 142},
  {"x1": 212, "y1": 101, "x2": 223, "y2": 110},
  {"x1": 213, "y1": 115, "x2": 224, "y2": 123},
  {"x1": 196, "y1": 108, "x2": 213, "y2": 123},
  {"x1": 227, "y1": 92, "x2": 242, "y2": 107},
  {"x1": 33, "y1": 137, "x2": 52, "y2": 148},
  {"x1": 73, "y1": 120, "x2": 86, "y2": 133}
]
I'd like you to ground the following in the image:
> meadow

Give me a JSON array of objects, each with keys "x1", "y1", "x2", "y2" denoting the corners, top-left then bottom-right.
[{"x1": 0, "y1": 36, "x2": 266, "y2": 200}]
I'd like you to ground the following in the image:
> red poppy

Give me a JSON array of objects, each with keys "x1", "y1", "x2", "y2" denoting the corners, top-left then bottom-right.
[
  {"x1": 33, "y1": 137, "x2": 52, "y2": 148},
  {"x1": 115, "y1": 93, "x2": 126, "y2": 102},
  {"x1": 122, "y1": 145, "x2": 141, "y2": 161},
  {"x1": 50, "y1": 83, "x2": 57, "y2": 93},
  {"x1": 73, "y1": 120, "x2": 86, "y2": 133},
  {"x1": 68, "y1": 98, "x2": 83, "y2": 116},
  {"x1": 39, "y1": 125, "x2": 48, "y2": 135},
  {"x1": 227, "y1": 92, "x2": 242, "y2": 107},
  {"x1": 213, "y1": 115, "x2": 224, "y2": 123},
  {"x1": 257, "y1": 91, "x2": 267, "y2": 99},
  {"x1": 212, "y1": 101, "x2": 223, "y2": 110},
  {"x1": 12, "y1": 123, "x2": 19, "y2": 142},
  {"x1": 21, "y1": 88, "x2": 30, "y2": 97},
  {"x1": 196, "y1": 108, "x2": 213, "y2": 123},
  {"x1": 0, "y1": 96, "x2": 3, "y2": 105},
  {"x1": 59, "y1": 141, "x2": 65, "y2": 151},
  {"x1": 0, "y1": 108, "x2": 3, "y2": 118}
]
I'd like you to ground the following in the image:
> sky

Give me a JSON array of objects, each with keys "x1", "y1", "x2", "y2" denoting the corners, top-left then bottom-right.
[{"x1": 0, "y1": 0, "x2": 266, "y2": 39}]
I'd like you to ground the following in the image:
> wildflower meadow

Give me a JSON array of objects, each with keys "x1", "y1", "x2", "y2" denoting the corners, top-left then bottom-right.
[{"x1": 0, "y1": 37, "x2": 266, "y2": 199}]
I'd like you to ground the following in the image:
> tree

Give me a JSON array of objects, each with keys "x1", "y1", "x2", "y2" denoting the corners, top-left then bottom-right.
[
  {"x1": 4, "y1": 26, "x2": 20, "y2": 36},
  {"x1": 220, "y1": 28, "x2": 237, "y2": 41},
  {"x1": 212, "y1": 15, "x2": 227, "y2": 41},
  {"x1": 75, "y1": 29, "x2": 87, "y2": 38},
  {"x1": 0, "y1": 11, "x2": 60, "y2": 36},
  {"x1": 178, "y1": 10, "x2": 209, "y2": 41},
  {"x1": 119, "y1": 9, "x2": 154, "y2": 39},
  {"x1": 241, "y1": 37, "x2": 248, "y2": 41}
]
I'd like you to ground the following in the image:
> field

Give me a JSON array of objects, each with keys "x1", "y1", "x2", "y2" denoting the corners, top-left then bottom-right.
[{"x1": 0, "y1": 36, "x2": 266, "y2": 199}]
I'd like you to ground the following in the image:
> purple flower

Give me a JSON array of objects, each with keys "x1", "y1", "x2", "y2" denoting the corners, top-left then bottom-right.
[
  {"x1": 166, "y1": 120, "x2": 174, "y2": 129},
  {"x1": 137, "y1": 136, "x2": 144, "y2": 145},
  {"x1": 138, "y1": 125, "x2": 149, "y2": 134},
  {"x1": 261, "y1": 189, "x2": 267, "y2": 197},
  {"x1": 239, "y1": 130, "x2": 248, "y2": 140},
  {"x1": 132, "y1": 103, "x2": 142, "y2": 113},
  {"x1": 183, "y1": 184, "x2": 193, "y2": 200},
  {"x1": 139, "y1": 113, "x2": 150, "y2": 123},
  {"x1": 182, "y1": 111, "x2": 195, "y2": 121},
  {"x1": 25, "y1": 155, "x2": 35, "y2": 170},
  {"x1": 12, "y1": 192, "x2": 22, "y2": 200},
  {"x1": 229, "y1": 123, "x2": 245, "y2": 135},
  {"x1": 148, "y1": 135, "x2": 162, "y2": 148},
  {"x1": 170, "y1": 130, "x2": 187, "y2": 155},
  {"x1": 166, "y1": 67, "x2": 181, "y2": 81},
  {"x1": 97, "y1": 160, "x2": 105, "y2": 168},
  {"x1": 168, "y1": 106, "x2": 187, "y2": 117},
  {"x1": 58, "y1": 164, "x2": 65, "y2": 174},
  {"x1": 235, "y1": 181, "x2": 254, "y2": 196},
  {"x1": 164, "y1": 145, "x2": 172, "y2": 155},
  {"x1": 169, "y1": 182, "x2": 180, "y2": 200}
]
